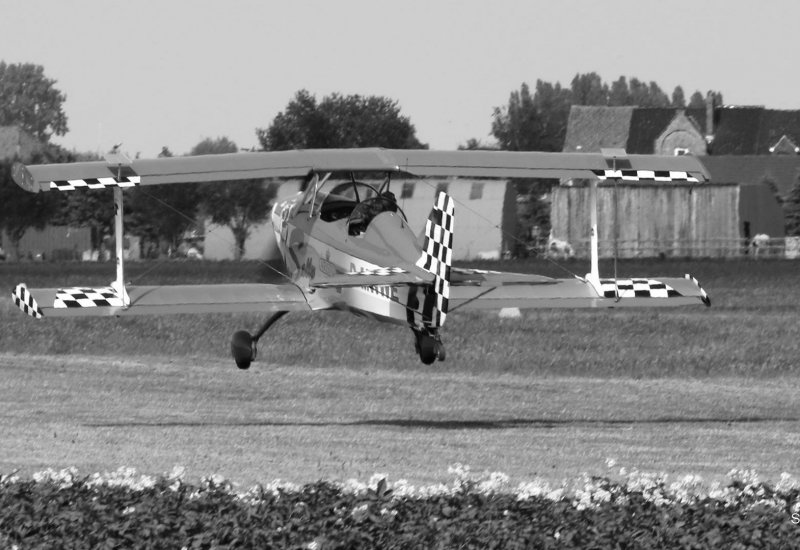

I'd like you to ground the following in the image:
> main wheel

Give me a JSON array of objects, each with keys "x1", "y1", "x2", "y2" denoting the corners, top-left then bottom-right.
[
  {"x1": 231, "y1": 330, "x2": 255, "y2": 370},
  {"x1": 418, "y1": 334, "x2": 437, "y2": 365}
]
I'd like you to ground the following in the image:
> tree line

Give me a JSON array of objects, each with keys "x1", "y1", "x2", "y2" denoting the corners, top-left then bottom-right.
[
  {"x1": 488, "y1": 73, "x2": 723, "y2": 153},
  {"x1": 1, "y1": 62, "x2": 798, "y2": 260}
]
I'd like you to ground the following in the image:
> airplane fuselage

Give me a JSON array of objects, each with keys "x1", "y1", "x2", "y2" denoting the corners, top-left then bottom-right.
[{"x1": 270, "y1": 192, "x2": 426, "y2": 327}]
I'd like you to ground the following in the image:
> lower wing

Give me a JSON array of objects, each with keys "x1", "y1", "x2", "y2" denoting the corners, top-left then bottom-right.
[
  {"x1": 12, "y1": 283, "x2": 309, "y2": 318},
  {"x1": 449, "y1": 273, "x2": 710, "y2": 311}
]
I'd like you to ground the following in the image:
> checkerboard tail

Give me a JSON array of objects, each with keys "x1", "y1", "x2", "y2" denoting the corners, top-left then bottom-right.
[{"x1": 415, "y1": 191, "x2": 454, "y2": 328}]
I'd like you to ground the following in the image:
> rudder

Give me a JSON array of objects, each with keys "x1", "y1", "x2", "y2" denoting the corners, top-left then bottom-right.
[{"x1": 416, "y1": 191, "x2": 454, "y2": 327}]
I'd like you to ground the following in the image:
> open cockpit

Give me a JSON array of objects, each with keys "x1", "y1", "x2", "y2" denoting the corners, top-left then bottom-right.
[{"x1": 302, "y1": 173, "x2": 407, "y2": 235}]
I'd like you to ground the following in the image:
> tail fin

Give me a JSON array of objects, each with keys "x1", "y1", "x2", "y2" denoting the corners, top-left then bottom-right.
[{"x1": 416, "y1": 191, "x2": 454, "y2": 327}]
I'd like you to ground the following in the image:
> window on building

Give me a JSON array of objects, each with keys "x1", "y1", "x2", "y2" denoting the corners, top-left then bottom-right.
[
  {"x1": 469, "y1": 181, "x2": 484, "y2": 200},
  {"x1": 674, "y1": 147, "x2": 690, "y2": 156},
  {"x1": 435, "y1": 181, "x2": 449, "y2": 195},
  {"x1": 400, "y1": 181, "x2": 415, "y2": 199}
]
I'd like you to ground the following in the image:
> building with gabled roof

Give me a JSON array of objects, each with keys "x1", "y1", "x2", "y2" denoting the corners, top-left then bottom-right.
[
  {"x1": 556, "y1": 101, "x2": 800, "y2": 255},
  {"x1": 564, "y1": 102, "x2": 800, "y2": 158}
]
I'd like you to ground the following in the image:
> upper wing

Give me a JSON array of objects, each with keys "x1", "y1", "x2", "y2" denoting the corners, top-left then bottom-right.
[
  {"x1": 382, "y1": 149, "x2": 709, "y2": 181},
  {"x1": 12, "y1": 283, "x2": 309, "y2": 318},
  {"x1": 12, "y1": 148, "x2": 709, "y2": 193},
  {"x1": 449, "y1": 273, "x2": 710, "y2": 311}
]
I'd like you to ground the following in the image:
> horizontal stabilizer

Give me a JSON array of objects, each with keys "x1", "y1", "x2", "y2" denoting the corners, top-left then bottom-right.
[
  {"x1": 311, "y1": 268, "x2": 432, "y2": 289},
  {"x1": 451, "y1": 268, "x2": 557, "y2": 286},
  {"x1": 11, "y1": 283, "x2": 309, "y2": 318}
]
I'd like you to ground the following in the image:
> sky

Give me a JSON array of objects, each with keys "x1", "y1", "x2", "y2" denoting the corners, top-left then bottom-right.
[{"x1": 2, "y1": 0, "x2": 799, "y2": 158}]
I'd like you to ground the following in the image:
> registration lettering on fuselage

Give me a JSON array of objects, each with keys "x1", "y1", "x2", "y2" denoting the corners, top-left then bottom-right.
[{"x1": 362, "y1": 284, "x2": 399, "y2": 301}]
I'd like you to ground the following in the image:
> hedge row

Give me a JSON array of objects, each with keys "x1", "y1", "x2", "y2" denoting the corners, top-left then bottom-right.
[{"x1": 1, "y1": 465, "x2": 798, "y2": 549}]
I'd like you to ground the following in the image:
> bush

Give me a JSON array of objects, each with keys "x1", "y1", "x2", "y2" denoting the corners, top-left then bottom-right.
[{"x1": 2, "y1": 465, "x2": 798, "y2": 549}]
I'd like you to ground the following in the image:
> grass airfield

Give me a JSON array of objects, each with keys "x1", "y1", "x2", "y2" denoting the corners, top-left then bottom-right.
[{"x1": 1, "y1": 258, "x2": 798, "y2": 487}]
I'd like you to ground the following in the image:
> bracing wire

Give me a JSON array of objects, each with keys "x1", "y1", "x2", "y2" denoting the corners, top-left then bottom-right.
[
  {"x1": 414, "y1": 177, "x2": 582, "y2": 280},
  {"x1": 128, "y1": 186, "x2": 295, "y2": 285}
]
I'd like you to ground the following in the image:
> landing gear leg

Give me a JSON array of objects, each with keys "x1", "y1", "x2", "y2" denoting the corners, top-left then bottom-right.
[
  {"x1": 412, "y1": 328, "x2": 446, "y2": 365},
  {"x1": 230, "y1": 311, "x2": 289, "y2": 370}
]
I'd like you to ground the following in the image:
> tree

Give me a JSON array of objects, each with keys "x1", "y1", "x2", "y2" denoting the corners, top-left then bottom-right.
[
  {"x1": 671, "y1": 86, "x2": 686, "y2": 108},
  {"x1": 0, "y1": 148, "x2": 65, "y2": 260},
  {"x1": 688, "y1": 91, "x2": 706, "y2": 109},
  {"x1": 491, "y1": 81, "x2": 571, "y2": 152},
  {"x1": 458, "y1": 138, "x2": 498, "y2": 150},
  {"x1": 0, "y1": 62, "x2": 68, "y2": 142},
  {"x1": 257, "y1": 90, "x2": 426, "y2": 151},
  {"x1": 570, "y1": 72, "x2": 607, "y2": 106},
  {"x1": 126, "y1": 147, "x2": 204, "y2": 258},
  {"x1": 785, "y1": 174, "x2": 800, "y2": 237},
  {"x1": 194, "y1": 137, "x2": 277, "y2": 260},
  {"x1": 609, "y1": 76, "x2": 631, "y2": 106},
  {"x1": 627, "y1": 78, "x2": 670, "y2": 107}
]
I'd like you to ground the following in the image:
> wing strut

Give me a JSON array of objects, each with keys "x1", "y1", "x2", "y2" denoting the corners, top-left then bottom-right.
[
  {"x1": 585, "y1": 148, "x2": 628, "y2": 290},
  {"x1": 108, "y1": 152, "x2": 131, "y2": 307}
]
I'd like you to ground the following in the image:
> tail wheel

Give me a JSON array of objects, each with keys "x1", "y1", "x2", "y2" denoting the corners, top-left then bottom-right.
[
  {"x1": 231, "y1": 330, "x2": 255, "y2": 370},
  {"x1": 435, "y1": 341, "x2": 446, "y2": 361}
]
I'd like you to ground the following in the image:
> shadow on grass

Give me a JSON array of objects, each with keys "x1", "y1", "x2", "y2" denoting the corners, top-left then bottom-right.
[{"x1": 85, "y1": 416, "x2": 799, "y2": 430}]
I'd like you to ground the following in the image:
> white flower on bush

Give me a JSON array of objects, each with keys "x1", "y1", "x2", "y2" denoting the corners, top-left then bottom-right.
[
  {"x1": 413, "y1": 482, "x2": 451, "y2": 498},
  {"x1": 18, "y1": 462, "x2": 800, "y2": 515},
  {"x1": 446, "y1": 463, "x2": 509, "y2": 495},
  {"x1": 478, "y1": 471, "x2": 510, "y2": 494},
  {"x1": 707, "y1": 481, "x2": 738, "y2": 506},
  {"x1": 166, "y1": 464, "x2": 186, "y2": 491},
  {"x1": 1, "y1": 473, "x2": 20, "y2": 485},
  {"x1": 516, "y1": 477, "x2": 566, "y2": 502},
  {"x1": 448, "y1": 463, "x2": 471, "y2": 490},
  {"x1": 776, "y1": 472, "x2": 799, "y2": 493},
  {"x1": 572, "y1": 475, "x2": 615, "y2": 510},
  {"x1": 669, "y1": 474, "x2": 705, "y2": 505},
  {"x1": 342, "y1": 478, "x2": 367, "y2": 494},
  {"x1": 624, "y1": 470, "x2": 668, "y2": 506},
  {"x1": 87, "y1": 466, "x2": 155, "y2": 491},
  {"x1": 32, "y1": 467, "x2": 79, "y2": 489},
  {"x1": 390, "y1": 478, "x2": 415, "y2": 498}
]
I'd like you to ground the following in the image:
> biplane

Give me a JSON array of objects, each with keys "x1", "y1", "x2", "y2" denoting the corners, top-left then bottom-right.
[{"x1": 11, "y1": 148, "x2": 710, "y2": 367}]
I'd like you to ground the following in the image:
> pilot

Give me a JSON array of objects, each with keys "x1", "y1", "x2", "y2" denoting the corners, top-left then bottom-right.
[
  {"x1": 348, "y1": 191, "x2": 400, "y2": 236},
  {"x1": 381, "y1": 190, "x2": 398, "y2": 212}
]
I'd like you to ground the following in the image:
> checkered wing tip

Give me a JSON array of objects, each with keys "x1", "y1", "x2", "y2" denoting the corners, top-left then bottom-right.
[{"x1": 12, "y1": 283, "x2": 44, "y2": 319}]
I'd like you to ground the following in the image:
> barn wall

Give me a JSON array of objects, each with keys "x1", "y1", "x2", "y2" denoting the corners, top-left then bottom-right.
[{"x1": 551, "y1": 184, "x2": 740, "y2": 258}]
